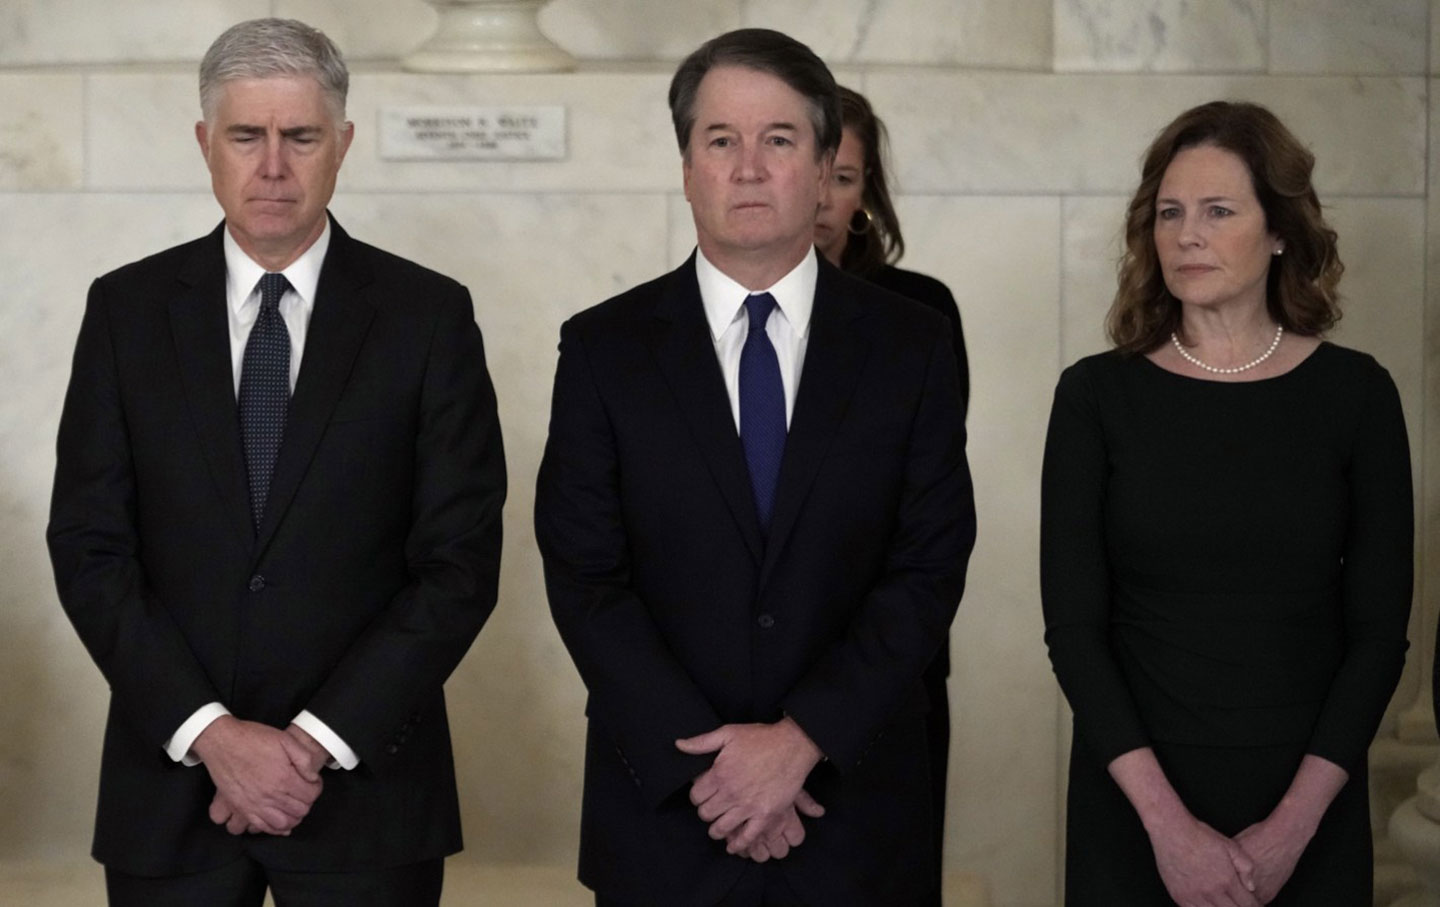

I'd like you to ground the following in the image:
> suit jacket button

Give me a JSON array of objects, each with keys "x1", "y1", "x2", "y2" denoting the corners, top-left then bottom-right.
[
  {"x1": 248, "y1": 575, "x2": 265, "y2": 592},
  {"x1": 386, "y1": 743, "x2": 400, "y2": 755},
  {"x1": 757, "y1": 613, "x2": 775, "y2": 629}
]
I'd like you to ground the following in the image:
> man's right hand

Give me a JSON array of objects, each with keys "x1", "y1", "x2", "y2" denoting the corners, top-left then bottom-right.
[
  {"x1": 192, "y1": 715, "x2": 323, "y2": 835},
  {"x1": 742, "y1": 789, "x2": 825, "y2": 863}
]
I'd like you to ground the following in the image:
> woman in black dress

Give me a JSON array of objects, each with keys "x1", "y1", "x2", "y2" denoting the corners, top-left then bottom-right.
[
  {"x1": 1041, "y1": 101, "x2": 1412, "y2": 905},
  {"x1": 813, "y1": 86, "x2": 967, "y2": 906}
]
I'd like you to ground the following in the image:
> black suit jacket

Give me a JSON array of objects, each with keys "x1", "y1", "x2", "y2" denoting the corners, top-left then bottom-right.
[
  {"x1": 47, "y1": 218, "x2": 505, "y2": 876},
  {"x1": 534, "y1": 254, "x2": 976, "y2": 905}
]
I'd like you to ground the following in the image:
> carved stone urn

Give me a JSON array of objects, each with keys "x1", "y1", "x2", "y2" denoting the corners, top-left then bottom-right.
[
  {"x1": 404, "y1": 1, "x2": 575, "y2": 73},
  {"x1": 1390, "y1": 759, "x2": 1440, "y2": 906}
]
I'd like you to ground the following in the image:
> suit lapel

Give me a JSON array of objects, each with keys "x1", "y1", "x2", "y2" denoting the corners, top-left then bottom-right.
[
  {"x1": 254, "y1": 218, "x2": 377, "y2": 553},
  {"x1": 170, "y1": 224, "x2": 254, "y2": 553},
  {"x1": 649, "y1": 257, "x2": 765, "y2": 565},
  {"x1": 761, "y1": 261, "x2": 870, "y2": 586}
]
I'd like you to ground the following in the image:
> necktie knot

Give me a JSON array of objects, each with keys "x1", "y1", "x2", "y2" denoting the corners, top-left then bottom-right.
[
  {"x1": 745, "y1": 293, "x2": 776, "y2": 332},
  {"x1": 258, "y1": 272, "x2": 290, "y2": 314}
]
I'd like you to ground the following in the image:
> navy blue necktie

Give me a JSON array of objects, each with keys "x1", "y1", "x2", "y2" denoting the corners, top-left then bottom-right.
[
  {"x1": 740, "y1": 293, "x2": 786, "y2": 530},
  {"x1": 239, "y1": 272, "x2": 291, "y2": 532}
]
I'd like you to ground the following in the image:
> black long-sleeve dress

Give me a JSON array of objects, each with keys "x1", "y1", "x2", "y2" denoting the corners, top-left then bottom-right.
[{"x1": 1041, "y1": 343, "x2": 1412, "y2": 904}]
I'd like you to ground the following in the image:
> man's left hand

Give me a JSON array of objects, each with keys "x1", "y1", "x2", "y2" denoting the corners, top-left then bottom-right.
[
  {"x1": 283, "y1": 723, "x2": 333, "y2": 778},
  {"x1": 208, "y1": 724, "x2": 335, "y2": 835},
  {"x1": 676, "y1": 717, "x2": 824, "y2": 857}
]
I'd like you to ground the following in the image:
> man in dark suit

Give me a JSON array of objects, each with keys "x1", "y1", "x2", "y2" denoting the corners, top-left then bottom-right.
[
  {"x1": 535, "y1": 28, "x2": 975, "y2": 906},
  {"x1": 46, "y1": 18, "x2": 505, "y2": 906}
]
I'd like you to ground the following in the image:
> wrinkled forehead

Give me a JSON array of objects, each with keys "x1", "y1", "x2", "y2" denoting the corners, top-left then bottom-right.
[
  {"x1": 209, "y1": 73, "x2": 343, "y2": 124},
  {"x1": 692, "y1": 65, "x2": 815, "y2": 131}
]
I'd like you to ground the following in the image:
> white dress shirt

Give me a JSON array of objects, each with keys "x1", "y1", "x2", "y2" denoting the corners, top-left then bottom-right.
[
  {"x1": 694, "y1": 246, "x2": 816, "y2": 430},
  {"x1": 163, "y1": 221, "x2": 359, "y2": 771}
]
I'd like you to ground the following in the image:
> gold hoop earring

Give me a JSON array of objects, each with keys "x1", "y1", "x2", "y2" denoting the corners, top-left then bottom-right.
[{"x1": 848, "y1": 208, "x2": 874, "y2": 236}]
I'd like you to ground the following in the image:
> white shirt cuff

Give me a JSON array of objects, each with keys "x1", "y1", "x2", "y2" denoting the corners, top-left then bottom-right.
[
  {"x1": 293, "y1": 710, "x2": 360, "y2": 770},
  {"x1": 164, "y1": 702, "x2": 231, "y2": 766}
]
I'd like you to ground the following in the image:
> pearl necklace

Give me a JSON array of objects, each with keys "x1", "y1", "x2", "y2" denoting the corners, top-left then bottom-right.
[{"x1": 1170, "y1": 324, "x2": 1284, "y2": 375}]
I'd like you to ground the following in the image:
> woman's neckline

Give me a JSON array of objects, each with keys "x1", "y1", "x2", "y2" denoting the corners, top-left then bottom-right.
[{"x1": 1137, "y1": 339, "x2": 1331, "y2": 385}]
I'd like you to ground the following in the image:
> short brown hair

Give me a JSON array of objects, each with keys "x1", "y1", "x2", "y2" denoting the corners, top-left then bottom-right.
[
  {"x1": 836, "y1": 86, "x2": 904, "y2": 277},
  {"x1": 1107, "y1": 100, "x2": 1342, "y2": 353},
  {"x1": 668, "y1": 28, "x2": 841, "y2": 162}
]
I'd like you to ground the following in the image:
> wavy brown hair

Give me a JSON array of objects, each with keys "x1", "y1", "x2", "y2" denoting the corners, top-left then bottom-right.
[
  {"x1": 836, "y1": 86, "x2": 904, "y2": 277},
  {"x1": 1107, "y1": 101, "x2": 1342, "y2": 353}
]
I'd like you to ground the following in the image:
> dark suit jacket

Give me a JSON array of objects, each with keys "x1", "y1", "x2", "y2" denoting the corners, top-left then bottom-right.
[
  {"x1": 534, "y1": 254, "x2": 976, "y2": 906},
  {"x1": 865, "y1": 264, "x2": 968, "y2": 416},
  {"x1": 47, "y1": 217, "x2": 505, "y2": 876}
]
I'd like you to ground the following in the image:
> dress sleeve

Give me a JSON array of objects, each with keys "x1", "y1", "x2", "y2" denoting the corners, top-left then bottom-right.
[
  {"x1": 1040, "y1": 360, "x2": 1151, "y2": 765},
  {"x1": 1305, "y1": 359, "x2": 1413, "y2": 773}
]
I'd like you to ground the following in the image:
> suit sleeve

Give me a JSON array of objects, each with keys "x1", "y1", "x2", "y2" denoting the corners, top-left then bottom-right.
[
  {"x1": 47, "y1": 280, "x2": 224, "y2": 747},
  {"x1": 931, "y1": 282, "x2": 969, "y2": 418},
  {"x1": 778, "y1": 328, "x2": 976, "y2": 771},
  {"x1": 1304, "y1": 360, "x2": 1413, "y2": 773},
  {"x1": 1039, "y1": 361, "x2": 1152, "y2": 766},
  {"x1": 301, "y1": 288, "x2": 506, "y2": 768},
  {"x1": 535, "y1": 320, "x2": 723, "y2": 808}
]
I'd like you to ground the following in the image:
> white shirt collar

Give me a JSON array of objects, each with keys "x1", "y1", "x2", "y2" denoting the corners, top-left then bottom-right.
[
  {"x1": 223, "y1": 218, "x2": 331, "y2": 313},
  {"x1": 694, "y1": 246, "x2": 817, "y2": 341}
]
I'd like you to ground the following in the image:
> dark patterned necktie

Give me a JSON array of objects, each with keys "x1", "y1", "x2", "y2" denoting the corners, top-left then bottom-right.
[
  {"x1": 239, "y1": 272, "x2": 291, "y2": 532},
  {"x1": 739, "y1": 293, "x2": 786, "y2": 530}
]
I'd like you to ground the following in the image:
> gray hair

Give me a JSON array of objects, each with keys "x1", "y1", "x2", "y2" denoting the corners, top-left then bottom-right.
[{"x1": 199, "y1": 18, "x2": 349, "y2": 125}]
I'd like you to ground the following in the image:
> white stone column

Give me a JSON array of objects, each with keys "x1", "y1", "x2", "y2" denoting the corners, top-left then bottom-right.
[
  {"x1": 1390, "y1": 759, "x2": 1440, "y2": 906},
  {"x1": 404, "y1": 1, "x2": 575, "y2": 73}
]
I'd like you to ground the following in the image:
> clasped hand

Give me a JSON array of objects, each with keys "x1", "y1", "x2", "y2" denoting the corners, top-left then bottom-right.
[
  {"x1": 1152, "y1": 815, "x2": 1308, "y2": 906},
  {"x1": 192, "y1": 717, "x2": 331, "y2": 836},
  {"x1": 675, "y1": 718, "x2": 824, "y2": 863}
]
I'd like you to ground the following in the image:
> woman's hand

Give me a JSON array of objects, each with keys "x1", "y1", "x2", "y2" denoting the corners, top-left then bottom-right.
[
  {"x1": 1106, "y1": 747, "x2": 1260, "y2": 907},
  {"x1": 1233, "y1": 816, "x2": 1308, "y2": 903},
  {"x1": 1230, "y1": 754, "x2": 1346, "y2": 903},
  {"x1": 1147, "y1": 814, "x2": 1261, "y2": 907}
]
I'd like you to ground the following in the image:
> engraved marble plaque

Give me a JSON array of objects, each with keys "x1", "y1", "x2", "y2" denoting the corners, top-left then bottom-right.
[{"x1": 379, "y1": 106, "x2": 566, "y2": 161}]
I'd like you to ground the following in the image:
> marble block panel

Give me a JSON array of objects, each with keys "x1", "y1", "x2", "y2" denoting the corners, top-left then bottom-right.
[
  {"x1": 0, "y1": 0, "x2": 267, "y2": 65},
  {"x1": 1270, "y1": 0, "x2": 1427, "y2": 74},
  {"x1": 327, "y1": 191, "x2": 669, "y2": 860},
  {"x1": 541, "y1": 0, "x2": 741, "y2": 61},
  {"x1": 0, "y1": 75, "x2": 84, "y2": 191},
  {"x1": 1054, "y1": 0, "x2": 1265, "y2": 73},
  {"x1": 739, "y1": 0, "x2": 1051, "y2": 68},
  {"x1": 668, "y1": 193, "x2": 698, "y2": 269},
  {"x1": 84, "y1": 69, "x2": 687, "y2": 194},
  {"x1": 1421, "y1": 80, "x2": 1440, "y2": 733},
  {"x1": 865, "y1": 71, "x2": 1425, "y2": 196},
  {"x1": 894, "y1": 195, "x2": 1062, "y2": 904},
  {"x1": 1060, "y1": 196, "x2": 1129, "y2": 366},
  {"x1": 342, "y1": 71, "x2": 682, "y2": 193},
  {"x1": 86, "y1": 73, "x2": 210, "y2": 191},
  {"x1": 1434, "y1": 0, "x2": 1440, "y2": 75},
  {"x1": 0, "y1": 192, "x2": 224, "y2": 856},
  {"x1": 275, "y1": 0, "x2": 438, "y2": 61}
]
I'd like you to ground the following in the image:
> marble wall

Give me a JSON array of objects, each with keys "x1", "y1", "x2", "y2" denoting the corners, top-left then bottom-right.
[{"x1": 1, "y1": 2, "x2": 1436, "y2": 906}]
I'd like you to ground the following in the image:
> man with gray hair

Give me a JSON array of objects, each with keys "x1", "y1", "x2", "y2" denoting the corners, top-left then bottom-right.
[{"x1": 48, "y1": 18, "x2": 505, "y2": 905}]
